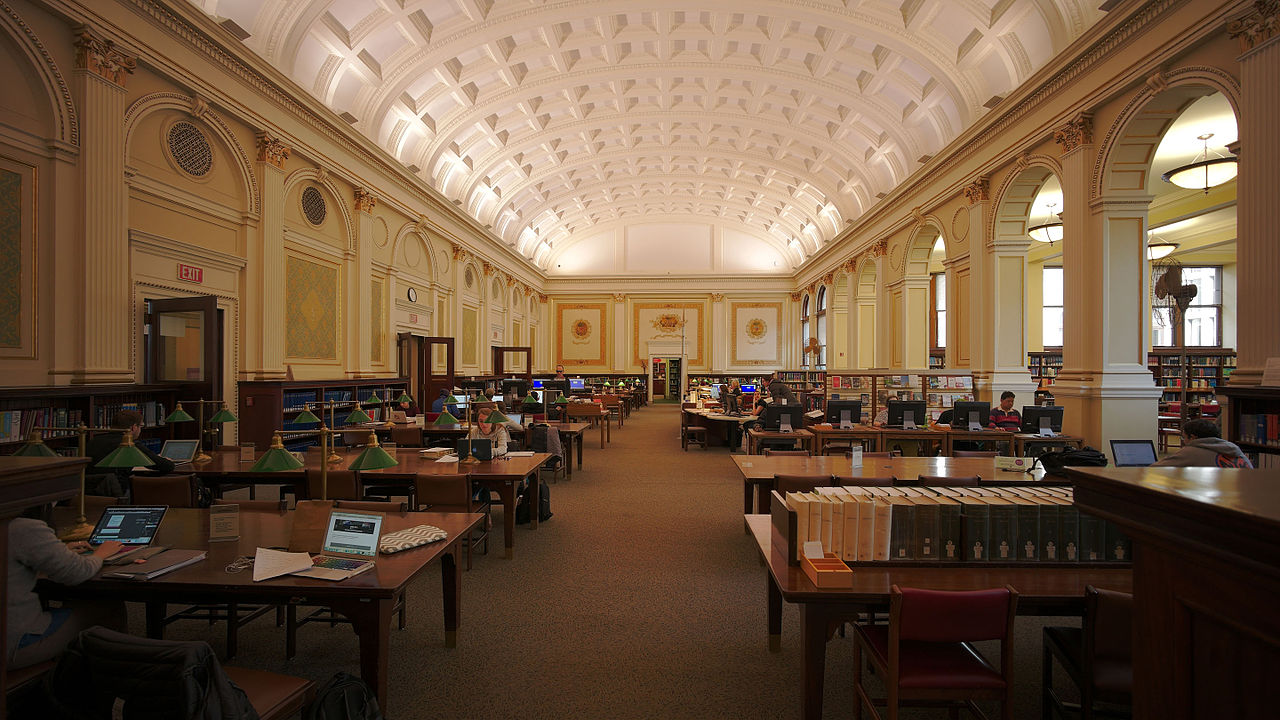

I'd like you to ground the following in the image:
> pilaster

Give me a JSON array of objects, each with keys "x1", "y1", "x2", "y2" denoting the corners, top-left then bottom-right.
[
  {"x1": 347, "y1": 188, "x2": 376, "y2": 378},
  {"x1": 242, "y1": 132, "x2": 289, "y2": 380}
]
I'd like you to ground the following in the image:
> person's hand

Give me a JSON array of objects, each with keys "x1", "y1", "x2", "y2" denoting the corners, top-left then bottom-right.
[
  {"x1": 91, "y1": 540, "x2": 124, "y2": 559},
  {"x1": 65, "y1": 540, "x2": 92, "y2": 554}
]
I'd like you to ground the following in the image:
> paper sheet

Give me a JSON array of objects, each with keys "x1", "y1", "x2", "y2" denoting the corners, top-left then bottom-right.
[
  {"x1": 253, "y1": 547, "x2": 314, "y2": 582},
  {"x1": 505, "y1": 451, "x2": 534, "y2": 457},
  {"x1": 435, "y1": 454, "x2": 460, "y2": 463}
]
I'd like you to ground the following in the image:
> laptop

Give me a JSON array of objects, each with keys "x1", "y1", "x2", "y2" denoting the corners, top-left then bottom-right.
[
  {"x1": 1110, "y1": 439, "x2": 1158, "y2": 467},
  {"x1": 389, "y1": 410, "x2": 408, "y2": 423},
  {"x1": 292, "y1": 510, "x2": 384, "y2": 581},
  {"x1": 89, "y1": 505, "x2": 168, "y2": 564},
  {"x1": 158, "y1": 439, "x2": 199, "y2": 465}
]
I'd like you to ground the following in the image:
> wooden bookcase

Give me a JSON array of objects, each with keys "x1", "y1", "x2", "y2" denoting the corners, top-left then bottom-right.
[
  {"x1": 0, "y1": 384, "x2": 192, "y2": 454},
  {"x1": 1147, "y1": 348, "x2": 1236, "y2": 408},
  {"x1": 1027, "y1": 350, "x2": 1063, "y2": 389},
  {"x1": 1220, "y1": 385, "x2": 1280, "y2": 468},
  {"x1": 238, "y1": 378, "x2": 409, "y2": 451},
  {"x1": 825, "y1": 372, "x2": 975, "y2": 423}
]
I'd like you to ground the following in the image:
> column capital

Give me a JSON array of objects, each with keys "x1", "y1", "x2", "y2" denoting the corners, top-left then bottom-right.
[
  {"x1": 255, "y1": 131, "x2": 290, "y2": 170},
  {"x1": 1228, "y1": 0, "x2": 1279, "y2": 53},
  {"x1": 74, "y1": 28, "x2": 135, "y2": 87},
  {"x1": 709, "y1": 293, "x2": 724, "y2": 302},
  {"x1": 962, "y1": 177, "x2": 990, "y2": 205},
  {"x1": 613, "y1": 293, "x2": 627, "y2": 302},
  {"x1": 354, "y1": 188, "x2": 378, "y2": 214},
  {"x1": 788, "y1": 291, "x2": 803, "y2": 302},
  {"x1": 870, "y1": 239, "x2": 888, "y2": 257},
  {"x1": 1054, "y1": 113, "x2": 1094, "y2": 154}
]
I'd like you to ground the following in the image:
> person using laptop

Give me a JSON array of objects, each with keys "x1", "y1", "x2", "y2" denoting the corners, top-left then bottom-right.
[
  {"x1": 468, "y1": 413, "x2": 511, "y2": 456},
  {"x1": 86, "y1": 409, "x2": 175, "y2": 498},
  {"x1": 1153, "y1": 419, "x2": 1254, "y2": 468},
  {"x1": 7, "y1": 503, "x2": 125, "y2": 669}
]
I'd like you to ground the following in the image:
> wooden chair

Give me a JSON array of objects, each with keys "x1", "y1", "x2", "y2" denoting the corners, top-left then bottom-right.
[
  {"x1": 954, "y1": 450, "x2": 1000, "y2": 458},
  {"x1": 821, "y1": 442, "x2": 854, "y2": 455},
  {"x1": 681, "y1": 411, "x2": 707, "y2": 450},
  {"x1": 334, "y1": 499, "x2": 409, "y2": 513},
  {"x1": 391, "y1": 424, "x2": 424, "y2": 448},
  {"x1": 1042, "y1": 586, "x2": 1133, "y2": 719},
  {"x1": 222, "y1": 666, "x2": 314, "y2": 720},
  {"x1": 915, "y1": 474, "x2": 982, "y2": 486},
  {"x1": 414, "y1": 473, "x2": 488, "y2": 570},
  {"x1": 850, "y1": 451, "x2": 900, "y2": 458},
  {"x1": 853, "y1": 584, "x2": 1019, "y2": 720},
  {"x1": 833, "y1": 476, "x2": 895, "y2": 487},
  {"x1": 304, "y1": 469, "x2": 360, "y2": 501},
  {"x1": 131, "y1": 474, "x2": 200, "y2": 507},
  {"x1": 762, "y1": 449, "x2": 810, "y2": 457},
  {"x1": 773, "y1": 474, "x2": 835, "y2": 494},
  {"x1": 599, "y1": 394, "x2": 625, "y2": 427}
]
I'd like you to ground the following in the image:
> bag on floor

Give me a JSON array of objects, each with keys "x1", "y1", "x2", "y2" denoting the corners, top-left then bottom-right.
[
  {"x1": 306, "y1": 671, "x2": 382, "y2": 720},
  {"x1": 515, "y1": 483, "x2": 552, "y2": 525},
  {"x1": 1034, "y1": 447, "x2": 1108, "y2": 476}
]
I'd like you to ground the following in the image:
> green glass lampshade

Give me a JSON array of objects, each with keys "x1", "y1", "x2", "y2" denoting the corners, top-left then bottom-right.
[
  {"x1": 345, "y1": 408, "x2": 373, "y2": 425},
  {"x1": 521, "y1": 394, "x2": 540, "y2": 408},
  {"x1": 249, "y1": 433, "x2": 305, "y2": 472},
  {"x1": 347, "y1": 433, "x2": 399, "y2": 471},
  {"x1": 294, "y1": 409, "x2": 321, "y2": 424},
  {"x1": 433, "y1": 410, "x2": 460, "y2": 426},
  {"x1": 554, "y1": 392, "x2": 569, "y2": 405},
  {"x1": 208, "y1": 405, "x2": 237, "y2": 423},
  {"x1": 164, "y1": 403, "x2": 195, "y2": 423},
  {"x1": 95, "y1": 434, "x2": 154, "y2": 469},
  {"x1": 14, "y1": 432, "x2": 58, "y2": 457},
  {"x1": 360, "y1": 396, "x2": 382, "y2": 408},
  {"x1": 396, "y1": 391, "x2": 413, "y2": 404},
  {"x1": 485, "y1": 408, "x2": 510, "y2": 424},
  {"x1": 445, "y1": 394, "x2": 462, "y2": 405}
]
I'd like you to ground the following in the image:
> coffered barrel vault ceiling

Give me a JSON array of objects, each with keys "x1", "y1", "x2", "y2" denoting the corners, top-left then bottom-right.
[{"x1": 191, "y1": 0, "x2": 1105, "y2": 275}]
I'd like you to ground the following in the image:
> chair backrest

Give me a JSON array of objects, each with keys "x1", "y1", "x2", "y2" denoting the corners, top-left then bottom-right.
[
  {"x1": 305, "y1": 469, "x2": 360, "y2": 501},
  {"x1": 1086, "y1": 585, "x2": 1134, "y2": 667},
  {"x1": 953, "y1": 450, "x2": 999, "y2": 458},
  {"x1": 892, "y1": 584, "x2": 1018, "y2": 643},
  {"x1": 763, "y1": 449, "x2": 810, "y2": 457},
  {"x1": 413, "y1": 473, "x2": 471, "y2": 512},
  {"x1": 131, "y1": 474, "x2": 198, "y2": 508},
  {"x1": 222, "y1": 498, "x2": 288, "y2": 512},
  {"x1": 850, "y1": 451, "x2": 898, "y2": 458},
  {"x1": 833, "y1": 476, "x2": 894, "y2": 487},
  {"x1": 334, "y1": 499, "x2": 408, "y2": 513},
  {"x1": 391, "y1": 425, "x2": 423, "y2": 448},
  {"x1": 773, "y1": 474, "x2": 835, "y2": 494},
  {"x1": 915, "y1": 474, "x2": 982, "y2": 486}
]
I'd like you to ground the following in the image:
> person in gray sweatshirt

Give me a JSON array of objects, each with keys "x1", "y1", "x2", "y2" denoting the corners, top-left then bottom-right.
[{"x1": 1153, "y1": 419, "x2": 1254, "y2": 468}]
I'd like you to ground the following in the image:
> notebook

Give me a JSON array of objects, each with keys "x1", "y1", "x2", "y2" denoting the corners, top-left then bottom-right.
[
  {"x1": 90, "y1": 506, "x2": 167, "y2": 564},
  {"x1": 158, "y1": 439, "x2": 199, "y2": 464},
  {"x1": 291, "y1": 510, "x2": 384, "y2": 581},
  {"x1": 390, "y1": 410, "x2": 408, "y2": 423},
  {"x1": 1110, "y1": 439, "x2": 1158, "y2": 467}
]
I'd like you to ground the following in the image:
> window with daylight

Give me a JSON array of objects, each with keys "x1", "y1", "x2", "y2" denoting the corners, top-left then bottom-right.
[
  {"x1": 1043, "y1": 266, "x2": 1064, "y2": 348},
  {"x1": 931, "y1": 273, "x2": 946, "y2": 349},
  {"x1": 1152, "y1": 266, "x2": 1222, "y2": 347},
  {"x1": 801, "y1": 294, "x2": 811, "y2": 367},
  {"x1": 815, "y1": 286, "x2": 827, "y2": 369}
]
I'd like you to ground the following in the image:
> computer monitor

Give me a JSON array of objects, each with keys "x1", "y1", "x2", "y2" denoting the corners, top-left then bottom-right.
[
  {"x1": 1021, "y1": 405, "x2": 1064, "y2": 436},
  {"x1": 569, "y1": 378, "x2": 586, "y2": 390},
  {"x1": 887, "y1": 400, "x2": 927, "y2": 429},
  {"x1": 740, "y1": 384, "x2": 757, "y2": 394},
  {"x1": 532, "y1": 379, "x2": 545, "y2": 390},
  {"x1": 763, "y1": 403, "x2": 804, "y2": 432},
  {"x1": 502, "y1": 379, "x2": 529, "y2": 398},
  {"x1": 826, "y1": 399, "x2": 862, "y2": 428},
  {"x1": 952, "y1": 401, "x2": 991, "y2": 431},
  {"x1": 1111, "y1": 439, "x2": 1157, "y2": 467},
  {"x1": 542, "y1": 379, "x2": 568, "y2": 399}
]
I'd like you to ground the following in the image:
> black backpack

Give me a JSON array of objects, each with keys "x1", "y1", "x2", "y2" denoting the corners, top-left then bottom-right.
[
  {"x1": 1034, "y1": 446, "x2": 1108, "y2": 476},
  {"x1": 306, "y1": 672, "x2": 382, "y2": 720},
  {"x1": 515, "y1": 483, "x2": 552, "y2": 525}
]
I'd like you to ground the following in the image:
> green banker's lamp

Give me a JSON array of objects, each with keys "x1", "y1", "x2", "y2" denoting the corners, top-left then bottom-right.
[
  {"x1": 168, "y1": 399, "x2": 236, "y2": 463},
  {"x1": 347, "y1": 432, "x2": 398, "y2": 472},
  {"x1": 95, "y1": 431, "x2": 155, "y2": 471},
  {"x1": 14, "y1": 431, "x2": 58, "y2": 457},
  {"x1": 249, "y1": 432, "x2": 305, "y2": 473},
  {"x1": 345, "y1": 408, "x2": 373, "y2": 425},
  {"x1": 484, "y1": 408, "x2": 510, "y2": 425},
  {"x1": 433, "y1": 410, "x2": 460, "y2": 426},
  {"x1": 23, "y1": 425, "x2": 121, "y2": 540}
]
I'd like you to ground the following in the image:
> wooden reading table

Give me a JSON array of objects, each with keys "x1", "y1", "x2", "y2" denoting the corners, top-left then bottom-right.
[
  {"x1": 746, "y1": 428, "x2": 815, "y2": 455},
  {"x1": 1013, "y1": 432, "x2": 1087, "y2": 457},
  {"x1": 807, "y1": 424, "x2": 881, "y2": 454}
]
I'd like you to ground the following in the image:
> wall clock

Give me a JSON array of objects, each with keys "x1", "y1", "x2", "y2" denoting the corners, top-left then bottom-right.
[{"x1": 407, "y1": 287, "x2": 418, "y2": 302}]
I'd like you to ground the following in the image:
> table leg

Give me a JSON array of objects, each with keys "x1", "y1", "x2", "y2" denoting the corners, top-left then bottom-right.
[
  {"x1": 605, "y1": 417, "x2": 611, "y2": 443},
  {"x1": 768, "y1": 571, "x2": 783, "y2": 652},
  {"x1": 757, "y1": 484, "x2": 770, "y2": 517},
  {"x1": 800, "y1": 603, "x2": 828, "y2": 720},
  {"x1": 576, "y1": 435, "x2": 583, "y2": 468},
  {"x1": 335, "y1": 596, "x2": 394, "y2": 714},
  {"x1": 598, "y1": 422, "x2": 605, "y2": 449},
  {"x1": 145, "y1": 601, "x2": 166, "y2": 638},
  {"x1": 492, "y1": 481, "x2": 516, "y2": 558},
  {"x1": 529, "y1": 471, "x2": 540, "y2": 530},
  {"x1": 441, "y1": 544, "x2": 460, "y2": 648}
]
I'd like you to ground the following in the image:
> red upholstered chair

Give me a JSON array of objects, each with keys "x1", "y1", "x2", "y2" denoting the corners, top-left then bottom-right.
[
  {"x1": 853, "y1": 584, "x2": 1018, "y2": 720},
  {"x1": 1042, "y1": 585, "x2": 1133, "y2": 719}
]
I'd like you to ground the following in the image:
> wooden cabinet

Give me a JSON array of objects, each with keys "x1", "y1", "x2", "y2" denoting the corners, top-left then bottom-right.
[
  {"x1": 1221, "y1": 385, "x2": 1280, "y2": 468},
  {"x1": 238, "y1": 378, "x2": 409, "y2": 451}
]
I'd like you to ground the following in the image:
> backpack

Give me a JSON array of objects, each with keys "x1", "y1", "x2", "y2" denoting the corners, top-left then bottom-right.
[
  {"x1": 515, "y1": 483, "x2": 552, "y2": 525},
  {"x1": 306, "y1": 672, "x2": 382, "y2": 720},
  {"x1": 1034, "y1": 446, "x2": 1108, "y2": 476},
  {"x1": 46, "y1": 627, "x2": 258, "y2": 720}
]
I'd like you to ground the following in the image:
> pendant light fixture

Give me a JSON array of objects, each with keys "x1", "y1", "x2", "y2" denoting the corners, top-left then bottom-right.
[
  {"x1": 1028, "y1": 202, "x2": 1063, "y2": 245},
  {"x1": 1161, "y1": 133, "x2": 1238, "y2": 193}
]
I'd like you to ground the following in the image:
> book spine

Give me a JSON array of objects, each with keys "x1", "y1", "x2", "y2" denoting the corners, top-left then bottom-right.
[
  {"x1": 841, "y1": 496, "x2": 859, "y2": 561},
  {"x1": 938, "y1": 503, "x2": 962, "y2": 561},
  {"x1": 873, "y1": 499, "x2": 892, "y2": 562},
  {"x1": 1079, "y1": 512, "x2": 1106, "y2": 562},
  {"x1": 914, "y1": 501, "x2": 940, "y2": 561},
  {"x1": 961, "y1": 500, "x2": 989, "y2": 561},
  {"x1": 1104, "y1": 520, "x2": 1132, "y2": 562},
  {"x1": 829, "y1": 496, "x2": 844, "y2": 558},
  {"x1": 1039, "y1": 503, "x2": 1061, "y2": 561},
  {"x1": 820, "y1": 495, "x2": 834, "y2": 552},
  {"x1": 1059, "y1": 504, "x2": 1080, "y2": 562},
  {"x1": 1017, "y1": 504, "x2": 1040, "y2": 562},
  {"x1": 988, "y1": 504, "x2": 1016, "y2": 561},
  {"x1": 890, "y1": 499, "x2": 914, "y2": 561},
  {"x1": 858, "y1": 495, "x2": 876, "y2": 561}
]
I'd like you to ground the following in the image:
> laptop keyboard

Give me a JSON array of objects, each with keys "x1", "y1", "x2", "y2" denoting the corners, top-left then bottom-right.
[{"x1": 313, "y1": 556, "x2": 368, "y2": 571}]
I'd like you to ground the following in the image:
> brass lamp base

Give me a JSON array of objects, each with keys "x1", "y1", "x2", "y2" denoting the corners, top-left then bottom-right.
[
  {"x1": 194, "y1": 451, "x2": 212, "y2": 463},
  {"x1": 327, "y1": 451, "x2": 342, "y2": 463},
  {"x1": 58, "y1": 518, "x2": 94, "y2": 542},
  {"x1": 458, "y1": 456, "x2": 481, "y2": 464}
]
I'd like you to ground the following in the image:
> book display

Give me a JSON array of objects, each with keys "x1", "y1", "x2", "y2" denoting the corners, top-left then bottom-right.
[
  {"x1": 239, "y1": 378, "x2": 410, "y2": 452},
  {"x1": 0, "y1": 384, "x2": 187, "y2": 453},
  {"x1": 1027, "y1": 351, "x2": 1063, "y2": 389},
  {"x1": 1147, "y1": 348, "x2": 1235, "y2": 408}
]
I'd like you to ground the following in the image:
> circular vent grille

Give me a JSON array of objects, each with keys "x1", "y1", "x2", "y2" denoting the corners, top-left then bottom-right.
[
  {"x1": 301, "y1": 187, "x2": 326, "y2": 225},
  {"x1": 167, "y1": 121, "x2": 213, "y2": 177},
  {"x1": 464, "y1": 266, "x2": 476, "y2": 289}
]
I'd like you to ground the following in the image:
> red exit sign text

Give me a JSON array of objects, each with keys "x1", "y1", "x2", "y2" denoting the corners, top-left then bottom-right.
[{"x1": 178, "y1": 264, "x2": 203, "y2": 283}]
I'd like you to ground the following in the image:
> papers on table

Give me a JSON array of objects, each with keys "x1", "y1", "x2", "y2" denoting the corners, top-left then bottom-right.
[
  {"x1": 435, "y1": 454, "x2": 460, "y2": 463},
  {"x1": 253, "y1": 547, "x2": 314, "y2": 582},
  {"x1": 505, "y1": 451, "x2": 534, "y2": 457}
]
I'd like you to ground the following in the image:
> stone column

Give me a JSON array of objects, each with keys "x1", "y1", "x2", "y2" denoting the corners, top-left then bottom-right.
[
  {"x1": 242, "y1": 132, "x2": 289, "y2": 380},
  {"x1": 1054, "y1": 114, "x2": 1161, "y2": 448},
  {"x1": 1228, "y1": 2, "x2": 1280, "y2": 385},
  {"x1": 71, "y1": 28, "x2": 134, "y2": 384},
  {"x1": 613, "y1": 293, "x2": 628, "y2": 372},
  {"x1": 347, "y1": 188, "x2": 376, "y2": 378},
  {"x1": 961, "y1": 179, "x2": 993, "y2": 392},
  {"x1": 986, "y1": 235, "x2": 1037, "y2": 404},
  {"x1": 709, "y1": 294, "x2": 726, "y2": 372}
]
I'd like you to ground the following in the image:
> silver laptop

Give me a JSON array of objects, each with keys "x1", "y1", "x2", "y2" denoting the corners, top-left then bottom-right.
[
  {"x1": 159, "y1": 439, "x2": 200, "y2": 465},
  {"x1": 90, "y1": 505, "x2": 168, "y2": 564},
  {"x1": 1110, "y1": 439, "x2": 1158, "y2": 467},
  {"x1": 292, "y1": 510, "x2": 383, "y2": 581}
]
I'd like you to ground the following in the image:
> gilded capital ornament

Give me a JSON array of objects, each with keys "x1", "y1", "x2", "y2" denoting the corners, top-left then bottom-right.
[
  {"x1": 821, "y1": 272, "x2": 835, "y2": 287},
  {"x1": 451, "y1": 243, "x2": 468, "y2": 261},
  {"x1": 189, "y1": 95, "x2": 210, "y2": 120},
  {"x1": 789, "y1": 292, "x2": 803, "y2": 302},
  {"x1": 74, "y1": 29, "x2": 135, "y2": 87},
  {"x1": 538, "y1": 293, "x2": 549, "y2": 304},
  {"x1": 255, "y1": 132, "x2": 290, "y2": 169},
  {"x1": 354, "y1": 188, "x2": 377, "y2": 214},
  {"x1": 482, "y1": 262, "x2": 495, "y2": 276},
  {"x1": 962, "y1": 177, "x2": 989, "y2": 204},
  {"x1": 710, "y1": 293, "x2": 724, "y2": 302},
  {"x1": 612, "y1": 293, "x2": 626, "y2": 302},
  {"x1": 1054, "y1": 113, "x2": 1094, "y2": 154},
  {"x1": 507, "y1": 277, "x2": 518, "y2": 287},
  {"x1": 871, "y1": 239, "x2": 888, "y2": 257},
  {"x1": 842, "y1": 258, "x2": 857, "y2": 274},
  {"x1": 1229, "y1": 0, "x2": 1279, "y2": 52}
]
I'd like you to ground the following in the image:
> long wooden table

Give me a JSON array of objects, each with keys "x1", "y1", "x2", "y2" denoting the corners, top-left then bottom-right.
[
  {"x1": 747, "y1": 514, "x2": 1132, "y2": 720},
  {"x1": 746, "y1": 428, "x2": 815, "y2": 455},
  {"x1": 47, "y1": 507, "x2": 480, "y2": 715},
  {"x1": 190, "y1": 449, "x2": 549, "y2": 559},
  {"x1": 520, "y1": 421, "x2": 588, "y2": 475}
]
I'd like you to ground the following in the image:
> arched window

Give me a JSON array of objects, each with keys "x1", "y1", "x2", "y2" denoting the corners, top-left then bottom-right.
[
  {"x1": 801, "y1": 294, "x2": 811, "y2": 367},
  {"x1": 815, "y1": 286, "x2": 827, "y2": 370}
]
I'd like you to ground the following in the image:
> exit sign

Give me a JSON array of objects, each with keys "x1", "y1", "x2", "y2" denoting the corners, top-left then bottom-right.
[{"x1": 178, "y1": 263, "x2": 203, "y2": 283}]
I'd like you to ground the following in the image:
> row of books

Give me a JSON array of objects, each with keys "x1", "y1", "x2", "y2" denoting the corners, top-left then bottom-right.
[
  {"x1": 283, "y1": 390, "x2": 318, "y2": 412},
  {"x1": 1251, "y1": 451, "x2": 1280, "y2": 468},
  {"x1": 1238, "y1": 413, "x2": 1280, "y2": 447},
  {"x1": 93, "y1": 401, "x2": 168, "y2": 429},
  {"x1": 0, "y1": 407, "x2": 87, "y2": 444},
  {"x1": 780, "y1": 485, "x2": 1128, "y2": 565}
]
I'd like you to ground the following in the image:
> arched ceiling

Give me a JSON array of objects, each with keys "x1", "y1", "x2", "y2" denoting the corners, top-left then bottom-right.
[{"x1": 192, "y1": 0, "x2": 1105, "y2": 275}]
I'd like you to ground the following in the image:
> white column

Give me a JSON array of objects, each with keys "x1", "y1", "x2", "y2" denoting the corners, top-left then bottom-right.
[{"x1": 242, "y1": 132, "x2": 289, "y2": 379}]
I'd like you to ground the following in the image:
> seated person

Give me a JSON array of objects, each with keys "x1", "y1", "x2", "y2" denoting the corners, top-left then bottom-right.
[
  {"x1": 397, "y1": 399, "x2": 418, "y2": 418},
  {"x1": 989, "y1": 391, "x2": 1021, "y2": 431},
  {"x1": 430, "y1": 389, "x2": 460, "y2": 417},
  {"x1": 1153, "y1": 419, "x2": 1254, "y2": 468},
  {"x1": 86, "y1": 409, "x2": 175, "y2": 498},
  {"x1": 8, "y1": 503, "x2": 126, "y2": 669},
  {"x1": 483, "y1": 391, "x2": 509, "y2": 414},
  {"x1": 468, "y1": 415, "x2": 510, "y2": 456}
]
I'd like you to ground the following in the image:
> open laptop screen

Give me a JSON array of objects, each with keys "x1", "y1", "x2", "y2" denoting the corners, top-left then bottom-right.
[
  {"x1": 159, "y1": 439, "x2": 199, "y2": 463},
  {"x1": 323, "y1": 511, "x2": 383, "y2": 557},
  {"x1": 1111, "y1": 440, "x2": 1157, "y2": 467},
  {"x1": 89, "y1": 506, "x2": 167, "y2": 546}
]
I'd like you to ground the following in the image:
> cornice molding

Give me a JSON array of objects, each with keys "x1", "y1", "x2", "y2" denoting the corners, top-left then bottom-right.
[{"x1": 129, "y1": 228, "x2": 247, "y2": 272}]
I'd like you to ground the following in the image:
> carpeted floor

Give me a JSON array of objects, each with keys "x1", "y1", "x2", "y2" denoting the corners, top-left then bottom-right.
[{"x1": 155, "y1": 404, "x2": 1080, "y2": 719}]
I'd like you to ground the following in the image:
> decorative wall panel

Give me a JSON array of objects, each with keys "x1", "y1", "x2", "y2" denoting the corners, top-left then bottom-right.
[
  {"x1": 557, "y1": 302, "x2": 607, "y2": 366},
  {"x1": 731, "y1": 302, "x2": 782, "y2": 365},
  {"x1": 634, "y1": 302, "x2": 704, "y2": 366},
  {"x1": 462, "y1": 307, "x2": 478, "y2": 366},
  {"x1": 285, "y1": 255, "x2": 337, "y2": 359},
  {"x1": 0, "y1": 159, "x2": 35, "y2": 357},
  {"x1": 370, "y1": 276, "x2": 384, "y2": 363}
]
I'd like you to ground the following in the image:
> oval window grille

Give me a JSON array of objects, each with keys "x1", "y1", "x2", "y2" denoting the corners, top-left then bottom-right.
[
  {"x1": 167, "y1": 121, "x2": 213, "y2": 177},
  {"x1": 301, "y1": 186, "x2": 327, "y2": 225}
]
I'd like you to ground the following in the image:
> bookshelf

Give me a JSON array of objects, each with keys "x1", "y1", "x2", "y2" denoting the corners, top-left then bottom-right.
[
  {"x1": 1220, "y1": 385, "x2": 1280, "y2": 469},
  {"x1": 929, "y1": 350, "x2": 946, "y2": 370},
  {"x1": 0, "y1": 384, "x2": 190, "y2": 454},
  {"x1": 1027, "y1": 350, "x2": 1063, "y2": 389},
  {"x1": 238, "y1": 378, "x2": 409, "y2": 452},
  {"x1": 825, "y1": 372, "x2": 975, "y2": 423},
  {"x1": 1147, "y1": 348, "x2": 1235, "y2": 408}
]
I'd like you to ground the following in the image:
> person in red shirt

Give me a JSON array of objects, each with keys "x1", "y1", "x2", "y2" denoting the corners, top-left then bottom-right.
[{"x1": 989, "y1": 391, "x2": 1021, "y2": 431}]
